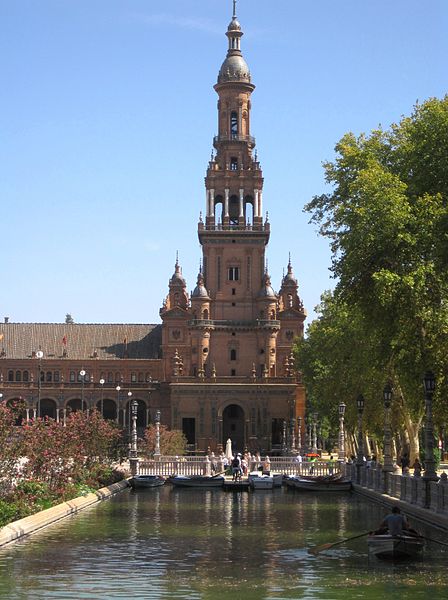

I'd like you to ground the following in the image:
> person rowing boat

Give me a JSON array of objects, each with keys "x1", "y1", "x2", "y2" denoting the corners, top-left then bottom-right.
[{"x1": 372, "y1": 506, "x2": 419, "y2": 537}]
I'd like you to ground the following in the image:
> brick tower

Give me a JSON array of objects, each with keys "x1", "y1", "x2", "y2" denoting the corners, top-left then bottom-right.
[{"x1": 160, "y1": 3, "x2": 306, "y2": 453}]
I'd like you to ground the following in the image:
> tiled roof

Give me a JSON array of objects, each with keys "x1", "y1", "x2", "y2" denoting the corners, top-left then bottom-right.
[{"x1": 0, "y1": 323, "x2": 162, "y2": 360}]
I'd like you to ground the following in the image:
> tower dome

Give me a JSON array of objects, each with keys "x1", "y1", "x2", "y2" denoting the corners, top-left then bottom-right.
[
  {"x1": 217, "y1": 0, "x2": 251, "y2": 84},
  {"x1": 191, "y1": 271, "x2": 209, "y2": 299}
]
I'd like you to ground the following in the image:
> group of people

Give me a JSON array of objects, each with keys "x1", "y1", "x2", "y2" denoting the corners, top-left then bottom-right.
[{"x1": 208, "y1": 451, "x2": 271, "y2": 480}]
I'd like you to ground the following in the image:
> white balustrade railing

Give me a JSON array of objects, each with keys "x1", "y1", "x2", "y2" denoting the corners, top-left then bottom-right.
[{"x1": 137, "y1": 456, "x2": 341, "y2": 477}]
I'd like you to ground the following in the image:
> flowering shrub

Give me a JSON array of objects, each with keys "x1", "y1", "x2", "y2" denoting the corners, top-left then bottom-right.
[{"x1": 0, "y1": 405, "x2": 126, "y2": 527}]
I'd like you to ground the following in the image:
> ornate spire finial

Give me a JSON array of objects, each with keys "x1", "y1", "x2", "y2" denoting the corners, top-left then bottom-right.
[
  {"x1": 176, "y1": 250, "x2": 179, "y2": 265},
  {"x1": 233, "y1": 0, "x2": 237, "y2": 19}
]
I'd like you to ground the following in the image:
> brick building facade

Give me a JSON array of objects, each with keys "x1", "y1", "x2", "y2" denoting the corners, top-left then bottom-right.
[{"x1": 0, "y1": 7, "x2": 306, "y2": 454}]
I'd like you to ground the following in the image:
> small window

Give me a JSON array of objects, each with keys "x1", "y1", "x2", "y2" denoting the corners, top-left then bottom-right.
[
  {"x1": 15, "y1": 371, "x2": 22, "y2": 382},
  {"x1": 231, "y1": 369, "x2": 236, "y2": 376},
  {"x1": 138, "y1": 372, "x2": 144, "y2": 383},
  {"x1": 54, "y1": 371, "x2": 60, "y2": 383},
  {"x1": 70, "y1": 371, "x2": 75, "y2": 383},
  {"x1": 131, "y1": 373, "x2": 137, "y2": 383},
  {"x1": 115, "y1": 372, "x2": 121, "y2": 382},
  {"x1": 46, "y1": 371, "x2": 52, "y2": 382},
  {"x1": 8, "y1": 370, "x2": 14, "y2": 382},
  {"x1": 232, "y1": 288, "x2": 236, "y2": 295},
  {"x1": 228, "y1": 267, "x2": 239, "y2": 281},
  {"x1": 230, "y1": 349, "x2": 237, "y2": 361},
  {"x1": 232, "y1": 302, "x2": 236, "y2": 307},
  {"x1": 23, "y1": 370, "x2": 29, "y2": 382},
  {"x1": 230, "y1": 157, "x2": 238, "y2": 171},
  {"x1": 107, "y1": 372, "x2": 113, "y2": 383}
]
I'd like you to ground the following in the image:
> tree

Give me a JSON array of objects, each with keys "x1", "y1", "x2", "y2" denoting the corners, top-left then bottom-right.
[
  {"x1": 65, "y1": 313, "x2": 74, "y2": 324},
  {"x1": 144, "y1": 425, "x2": 187, "y2": 456},
  {"x1": 302, "y1": 96, "x2": 448, "y2": 460}
]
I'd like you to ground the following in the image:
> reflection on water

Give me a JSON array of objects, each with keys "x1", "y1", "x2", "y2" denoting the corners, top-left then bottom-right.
[{"x1": 0, "y1": 486, "x2": 447, "y2": 599}]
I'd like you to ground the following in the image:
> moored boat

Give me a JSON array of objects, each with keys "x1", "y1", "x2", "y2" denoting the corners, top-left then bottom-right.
[
  {"x1": 168, "y1": 475, "x2": 225, "y2": 488},
  {"x1": 367, "y1": 534, "x2": 424, "y2": 560},
  {"x1": 130, "y1": 475, "x2": 165, "y2": 489},
  {"x1": 289, "y1": 474, "x2": 352, "y2": 492},
  {"x1": 248, "y1": 473, "x2": 274, "y2": 490}
]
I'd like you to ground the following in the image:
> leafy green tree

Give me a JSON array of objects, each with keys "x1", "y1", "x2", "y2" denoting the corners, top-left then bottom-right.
[
  {"x1": 302, "y1": 96, "x2": 448, "y2": 460},
  {"x1": 144, "y1": 425, "x2": 187, "y2": 457}
]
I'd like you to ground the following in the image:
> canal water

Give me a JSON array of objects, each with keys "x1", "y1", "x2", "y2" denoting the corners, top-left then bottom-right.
[{"x1": 0, "y1": 486, "x2": 447, "y2": 599}]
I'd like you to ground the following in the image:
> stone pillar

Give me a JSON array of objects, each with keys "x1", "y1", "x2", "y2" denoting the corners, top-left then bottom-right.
[
  {"x1": 224, "y1": 188, "x2": 230, "y2": 218},
  {"x1": 254, "y1": 189, "x2": 259, "y2": 217},
  {"x1": 239, "y1": 188, "x2": 244, "y2": 218},
  {"x1": 210, "y1": 189, "x2": 215, "y2": 217}
]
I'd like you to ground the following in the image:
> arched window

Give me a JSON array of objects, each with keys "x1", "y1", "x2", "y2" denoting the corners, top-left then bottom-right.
[
  {"x1": 131, "y1": 373, "x2": 137, "y2": 383},
  {"x1": 203, "y1": 309, "x2": 209, "y2": 320},
  {"x1": 107, "y1": 372, "x2": 113, "y2": 383},
  {"x1": 15, "y1": 371, "x2": 22, "y2": 382},
  {"x1": 115, "y1": 372, "x2": 121, "y2": 382},
  {"x1": 138, "y1": 372, "x2": 144, "y2": 383},
  {"x1": 70, "y1": 371, "x2": 75, "y2": 382},
  {"x1": 230, "y1": 111, "x2": 238, "y2": 136},
  {"x1": 54, "y1": 371, "x2": 60, "y2": 383},
  {"x1": 8, "y1": 370, "x2": 13, "y2": 382},
  {"x1": 230, "y1": 349, "x2": 237, "y2": 361},
  {"x1": 46, "y1": 371, "x2": 52, "y2": 382},
  {"x1": 230, "y1": 157, "x2": 238, "y2": 171},
  {"x1": 23, "y1": 370, "x2": 29, "y2": 382}
]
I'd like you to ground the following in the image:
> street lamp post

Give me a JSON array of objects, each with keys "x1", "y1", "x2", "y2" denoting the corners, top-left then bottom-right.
[
  {"x1": 290, "y1": 417, "x2": 296, "y2": 453},
  {"x1": 312, "y1": 412, "x2": 318, "y2": 453},
  {"x1": 338, "y1": 402, "x2": 346, "y2": 462},
  {"x1": 116, "y1": 386, "x2": 121, "y2": 423},
  {"x1": 356, "y1": 394, "x2": 365, "y2": 483},
  {"x1": 99, "y1": 378, "x2": 105, "y2": 417},
  {"x1": 129, "y1": 396, "x2": 138, "y2": 476},
  {"x1": 297, "y1": 416, "x2": 302, "y2": 453},
  {"x1": 382, "y1": 383, "x2": 394, "y2": 486},
  {"x1": 36, "y1": 350, "x2": 43, "y2": 418},
  {"x1": 282, "y1": 419, "x2": 287, "y2": 454},
  {"x1": 154, "y1": 409, "x2": 161, "y2": 458},
  {"x1": 423, "y1": 371, "x2": 438, "y2": 484},
  {"x1": 79, "y1": 369, "x2": 86, "y2": 412}
]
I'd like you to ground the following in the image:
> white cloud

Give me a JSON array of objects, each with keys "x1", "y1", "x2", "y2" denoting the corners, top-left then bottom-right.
[{"x1": 131, "y1": 13, "x2": 221, "y2": 35}]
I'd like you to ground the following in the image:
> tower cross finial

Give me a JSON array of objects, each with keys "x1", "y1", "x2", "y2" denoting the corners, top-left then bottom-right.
[{"x1": 233, "y1": 0, "x2": 237, "y2": 18}]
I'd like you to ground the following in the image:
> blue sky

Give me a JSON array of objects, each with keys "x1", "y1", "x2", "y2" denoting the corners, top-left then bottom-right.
[{"x1": 2, "y1": 0, "x2": 447, "y2": 325}]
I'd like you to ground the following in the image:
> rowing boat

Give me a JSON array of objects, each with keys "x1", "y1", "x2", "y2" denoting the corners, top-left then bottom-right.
[{"x1": 367, "y1": 534, "x2": 424, "y2": 560}]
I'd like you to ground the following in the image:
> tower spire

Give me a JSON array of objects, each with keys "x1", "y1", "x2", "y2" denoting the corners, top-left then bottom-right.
[{"x1": 233, "y1": 0, "x2": 237, "y2": 19}]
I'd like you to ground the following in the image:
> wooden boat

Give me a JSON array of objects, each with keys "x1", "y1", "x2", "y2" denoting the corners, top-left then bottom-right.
[
  {"x1": 289, "y1": 474, "x2": 352, "y2": 492},
  {"x1": 367, "y1": 534, "x2": 424, "y2": 560},
  {"x1": 168, "y1": 475, "x2": 225, "y2": 488},
  {"x1": 248, "y1": 473, "x2": 274, "y2": 490},
  {"x1": 130, "y1": 475, "x2": 165, "y2": 489},
  {"x1": 273, "y1": 473, "x2": 284, "y2": 487}
]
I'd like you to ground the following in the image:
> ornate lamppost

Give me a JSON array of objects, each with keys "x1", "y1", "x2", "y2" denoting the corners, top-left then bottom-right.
[
  {"x1": 99, "y1": 377, "x2": 105, "y2": 417},
  {"x1": 312, "y1": 412, "x2": 318, "y2": 453},
  {"x1": 116, "y1": 385, "x2": 121, "y2": 423},
  {"x1": 129, "y1": 397, "x2": 138, "y2": 476},
  {"x1": 382, "y1": 383, "x2": 394, "y2": 482},
  {"x1": 79, "y1": 369, "x2": 86, "y2": 412},
  {"x1": 297, "y1": 416, "x2": 302, "y2": 453},
  {"x1": 338, "y1": 401, "x2": 346, "y2": 462},
  {"x1": 282, "y1": 419, "x2": 287, "y2": 454},
  {"x1": 356, "y1": 394, "x2": 365, "y2": 483},
  {"x1": 154, "y1": 409, "x2": 161, "y2": 458},
  {"x1": 290, "y1": 417, "x2": 296, "y2": 454},
  {"x1": 423, "y1": 371, "x2": 438, "y2": 483},
  {"x1": 36, "y1": 350, "x2": 43, "y2": 418}
]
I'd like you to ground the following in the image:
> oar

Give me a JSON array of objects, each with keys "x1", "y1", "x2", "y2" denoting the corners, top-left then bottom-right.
[
  {"x1": 308, "y1": 531, "x2": 371, "y2": 555},
  {"x1": 418, "y1": 535, "x2": 448, "y2": 549}
]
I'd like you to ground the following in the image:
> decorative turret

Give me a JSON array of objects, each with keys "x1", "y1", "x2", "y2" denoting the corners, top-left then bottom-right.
[
  {"x1": 191, "y1": 267, "x2": 211, "y2": 321},
  {"x1": 160, "y1": 255, "x2": 189, "y2": 314},
  {"x1": 278, "y1": 256, "x2": 305, "y2": 313},
  {"x1": 203, "y1": 0, "x2": 264, "y2": 232}
]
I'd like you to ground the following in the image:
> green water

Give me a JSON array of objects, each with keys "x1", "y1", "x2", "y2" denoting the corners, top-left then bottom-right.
[{"x1": 0, "y1": 486, "x2": 447, "y2": 599}]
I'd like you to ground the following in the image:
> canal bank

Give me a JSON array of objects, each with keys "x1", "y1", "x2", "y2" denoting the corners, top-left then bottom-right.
[
  {"x1": 1, "y1": 485, "x2": 448, "y2": 599},
  {"x1": 0, "y1": 479, "x2": 129, "y2": 548}
]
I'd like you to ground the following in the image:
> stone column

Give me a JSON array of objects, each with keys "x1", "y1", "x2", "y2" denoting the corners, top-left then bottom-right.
[{"x1": 224, "y1": 188, "x2": 230, "y2": 218}]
